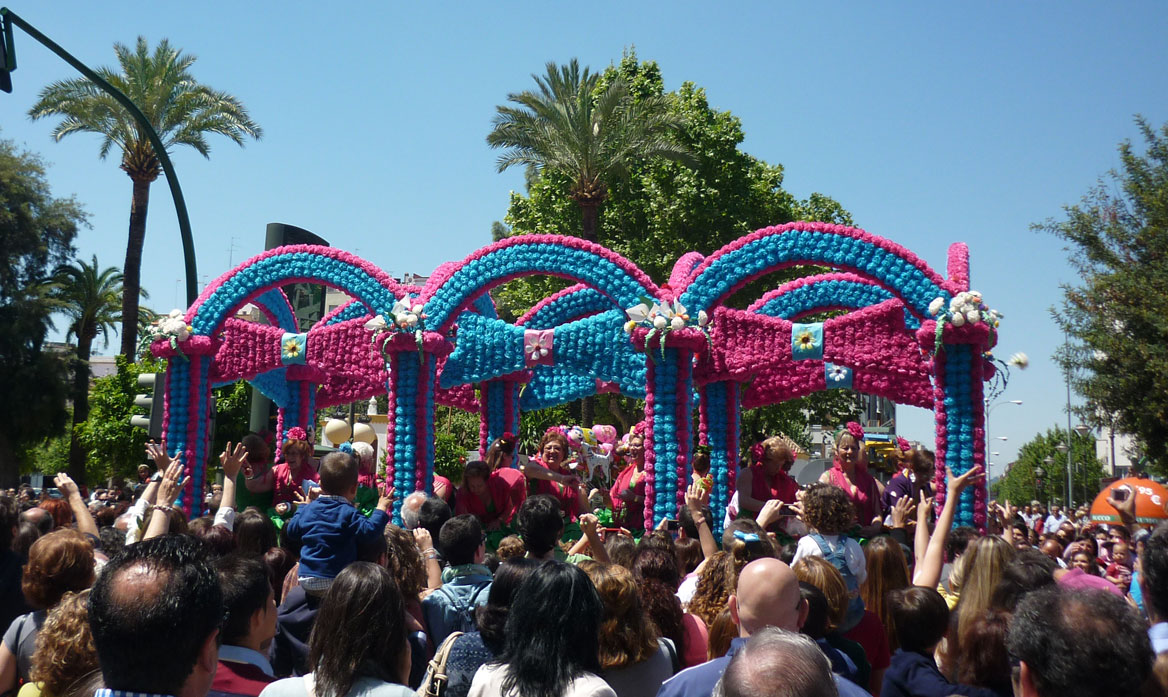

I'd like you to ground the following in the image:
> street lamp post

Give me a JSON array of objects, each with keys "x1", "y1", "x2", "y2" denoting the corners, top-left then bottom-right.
[
  {"x1": 1074, "y1": 424, "x2": 1092, "y2": 504},
  {"x1": 1055, "y1": 442, "x2": 1071, "y2": 509},
  {"x1": 985, "y1": 399, "x2": 1023, "y2": 480},
  {"x1": 1042, "y1": 456, "x2": 1055, "y2": 508}
]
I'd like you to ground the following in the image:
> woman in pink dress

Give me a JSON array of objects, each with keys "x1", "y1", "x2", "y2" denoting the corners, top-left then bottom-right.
[
  {"x1": 455, "y1": 460, "x2": 516, "y2": 529},
  {"x1": 608, "y1": 426, "x2": 648, "y2": 531},
  {"x1": 485, "y1": 433, "x2": 527, "y2": 517},
  {"x1": 735, "y1": 435, "x2": 800, "y2": 522},
  {"x1": 526, "y1": 427, "x2": 588, "y2": 522},
  {"x1": 271, "y1": 427, "x2": 319, "y2": 506},
  {"x1": 818, "y1": 422, "x2": 884, "y2": 530}
]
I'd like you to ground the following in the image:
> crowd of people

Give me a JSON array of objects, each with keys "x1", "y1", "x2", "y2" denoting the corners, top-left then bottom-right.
[{"x1": 0, "y1": 420, "x2": 1165, "y2": 697}]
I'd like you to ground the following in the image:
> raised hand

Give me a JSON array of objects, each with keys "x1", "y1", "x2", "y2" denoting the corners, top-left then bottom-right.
[
  {"x1": 891, "y1": 494, "x2": 916, "y2": 528},
  {"x1": 412, "y1": 526, "x2": 433, "y2": 552},
  {"x1": 156, "y1": 455, "x2": 187, "y2": 505},
  {"x1": 685, "y1": 480, "x2": 710, "y2": 513},
  {"x1": 219, "y1": 441, "x2": 248, "y2": 480},
  {"x1": 946, "y1": 465, "x2": 984, "y2": 497},
  {"x1": 756, "y1": 498, "x2": 785, "y2": 528},
  {"x1": 377, "y1": 485, "x2": 396, "y2": 512},
  {"x1": 53, "y1": 472, "x2": 80, "y2": 500},
  {"x1": 145, "y1": 441, "x2": 170, "y2": 472}
]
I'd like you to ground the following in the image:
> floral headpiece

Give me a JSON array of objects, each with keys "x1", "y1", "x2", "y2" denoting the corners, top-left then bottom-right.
[
  {"x1": 498, "y1": 432, "x2": 516, "y2": 446},
  {"x1": 337, "y1": 441, "x2": 354, "y2": 454},
  {"x1": 544, "y1": 425, "x2": 568, "y2": 440},
  {"x1": 630, "y1": 421, "x2": 648, "y2": 439},
  {"x1": 750, "y1": 440, "x2": 766, "y2": 465},
  {"x1": 896, "y1": 436, "x2": 910, "y2": 452},
  {"x1": 284, "y1": 426, "x2": 309, "y2": 444},
  {"x1": 835, "y1": 421, "x2": 865, "y2": 443}
]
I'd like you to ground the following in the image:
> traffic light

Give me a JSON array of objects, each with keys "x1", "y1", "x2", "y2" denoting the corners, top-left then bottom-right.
[
  {"x1": 0, "y1": 16, "x2": 15, "y2": 94},
  {"x1": 131, "y1": 373, "x2": 164, "y2": 439}
]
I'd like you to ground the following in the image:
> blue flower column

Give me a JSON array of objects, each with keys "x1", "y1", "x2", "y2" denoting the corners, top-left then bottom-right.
[
  {"x1": 917, "y1": 320, "x2": 993, "y2": 532},
  {"x1": 151, "y1": 336, "x2": 219, "y2": 517},
  {"x1": 478, "y1": 373, "x2": 529, "y2": 456},
  {"x1": 276, "y1": 365, "x2": 325, "y2": 457},
  {"x1": 698, "y1": 380, "x2": 741, "y2": 536},
  {"x1": 631, "y1": 328, "x2": 706, "y2": 530},
  {"x1": 380, "y1": 331, "x2": 453, "y2": 524}
]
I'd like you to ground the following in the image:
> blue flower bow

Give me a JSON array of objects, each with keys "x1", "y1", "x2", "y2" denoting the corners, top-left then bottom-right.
[{"x1": 733, "y1": 530, "x2": 761, "y2": 543}]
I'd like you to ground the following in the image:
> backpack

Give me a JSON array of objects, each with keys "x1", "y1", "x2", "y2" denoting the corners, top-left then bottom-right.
[
  {"x1": 432, "y1": 580, "x2": 491, "y2": 634},
  {"x1": 809, "y1": 532, "x2": 866, "y2": 629}
]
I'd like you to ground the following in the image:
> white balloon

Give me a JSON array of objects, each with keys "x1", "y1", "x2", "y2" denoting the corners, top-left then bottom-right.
[
  {"x1": 323, "y1": 419, "x2": 352, "y2": 445},
  {"x1": 353, "y1": 422, "x2": 377, "y2": 444}
]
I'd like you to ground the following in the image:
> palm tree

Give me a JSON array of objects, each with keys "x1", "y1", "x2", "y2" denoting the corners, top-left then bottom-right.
[
  {"x1": 487, "y1": 59, "x2": 691, "y2": 242},
  {"x1": 29, "y1": 37, "x2": 262, "y2": 356},
  {"x1": 50, "y1": 256, "x2": 131, "y2": 482}
]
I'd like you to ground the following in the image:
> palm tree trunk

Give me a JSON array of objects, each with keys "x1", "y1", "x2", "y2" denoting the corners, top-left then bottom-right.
[
  {"x1": 67, "y1": 337, "x2": 92, "y2": 483},
  {"x1": 579, "y1": 202, "x2": 601, "y2": 243},
  {"x1": 120, "y1": 177, "x2": 151, "y2": 357}
]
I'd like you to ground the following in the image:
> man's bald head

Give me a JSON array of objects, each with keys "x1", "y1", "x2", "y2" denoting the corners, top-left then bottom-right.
[
  {"x1": 400, "y1": 491, "x2": 427, "y2": 530},
  {"x1": 730, "y1": 557, "x2": 808, "y2": 636},
  {"x1": 20, "y1": 507, "x2": 52, "y2": 535}
]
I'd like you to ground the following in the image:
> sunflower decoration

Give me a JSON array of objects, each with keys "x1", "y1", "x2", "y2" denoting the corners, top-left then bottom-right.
[
  {"x1": 795, "y1": 329, "x2": 817, "y2": 353},
  {"x1": 282, "y1": 337, "x2": 303, "y2": 360}
]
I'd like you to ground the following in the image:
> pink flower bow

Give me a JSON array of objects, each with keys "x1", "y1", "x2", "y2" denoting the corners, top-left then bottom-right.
[
  {"x1": 285, "y1": 427, "x2": 308, "y2": 442},
  {"x1": 846, "y1": 421, "x2": 865, "y2": 441},
  {"x1": 524, "y1": 329, "x2": 554, "y2": 366},
  {"x1": 897, "y1": 436, "x2": 910, "y2": 452}
]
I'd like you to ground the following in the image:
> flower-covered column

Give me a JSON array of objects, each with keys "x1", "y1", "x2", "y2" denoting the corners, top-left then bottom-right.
[
  {"x1": 698, "y1": 380, "x2": 740, "y2": 536},
  {"x1": 381, "y1": 333, "x2": 452, "y2": 524},
  {"x1": 152, "y1": 336, "x2": 218, "y2": 517},
  {"x1": 629, "y1": 325, "x2": 706, "y2": 530},
  {"x1": 918, "y1": 291, "x2": 999, "y2": 532},
  {"x1": 478, "y1": 373, "x2": 527, "y2": 457},
  {"x1": 275, "y1": 365, "x2": 325, "y2": 457}
]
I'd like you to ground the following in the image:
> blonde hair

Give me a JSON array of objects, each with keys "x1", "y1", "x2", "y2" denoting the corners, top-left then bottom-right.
[
  {"x1": 953, "y1": 537, "x2": 1014, "y2": 647},
  {"x1": 860, "y1": 537, "x2": 911, "y2": 651},
  {"x1": 30, "y1": 590, "x2": 97, "y2": 696},
  {"x1": 793, "y1": 556, "x2": 849, "y2": 632}
]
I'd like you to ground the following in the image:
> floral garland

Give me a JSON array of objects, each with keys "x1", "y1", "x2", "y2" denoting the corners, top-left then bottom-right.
[
  {"x1": 138, "y1": 309, "x2": 193, "y2": 359},
  {"x1": 926, "y1": 290, "x2": 1002, "y2": 355},
  {"x1": 365, "y1": 299, "x2": 428, "y2": 359},
  {"x1": 623, "y1": 299, "x2": 710, "y2": 360}
]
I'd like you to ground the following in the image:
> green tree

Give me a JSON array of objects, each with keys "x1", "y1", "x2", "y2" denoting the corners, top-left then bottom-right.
[
  {"x1": 487, "y1": 57, "x2": 692, "y2": 243},
  {"x1": 49, "y1": 256, "x2": 128, "y2": 482},
  {"x1": 77, "y1": 355, "x2": 162, "y2": 483},
  {"x1": 493, "y1": 53, "x2": 857, "y2": 439},
  {"x1": 29, "y1": 37, "x2": 263, "y2": 356},
  {"x1": 0, "y1": 135, "x2": 86, "y2": 486},
  {"x1": 992, "y1": 427, "x2": 1105, "y2": 508},
  {"x1": 1037, "y1": 118, "x2": 1168, "y2": 473}
]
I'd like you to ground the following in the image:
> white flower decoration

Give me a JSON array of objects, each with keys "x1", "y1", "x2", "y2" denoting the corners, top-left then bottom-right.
[
  {"x1": 698, "y1": 310, "x2": 709, "y2": 327},
  {"x1": 928, "y1": 297, "x2": 945, "y2": 316}
]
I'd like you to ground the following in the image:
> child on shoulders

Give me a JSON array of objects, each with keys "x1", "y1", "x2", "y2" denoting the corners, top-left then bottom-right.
[{"x1": 283, "y1": 451, "x2": 392, "y2": 594}]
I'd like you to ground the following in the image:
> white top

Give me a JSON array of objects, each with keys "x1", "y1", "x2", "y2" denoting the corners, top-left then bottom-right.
[
  {"x1": 469, "y1": 663, "x2": 616, "y2": 697},
  {"x1": 676, "y1": 573, "x2": 699, "y2": 609},
  {"x1": 260, "y1": 673, "x2": 414, "y2": 697},
  {"x1": 791, "y1": 533, "x2": 868, "y2": 584}
]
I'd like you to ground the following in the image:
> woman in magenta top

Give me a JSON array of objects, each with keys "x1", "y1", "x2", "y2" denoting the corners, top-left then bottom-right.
[
  {"x1": 271, "y1": 428, "x2": 319, "y2": 506},
  {"x1": 455, "y1": 460, "x2": 518, "y2": 529},
  {"x1": 735, "y1": 435, "x2": 800, "y2": 522},
  {"x1": 527, "y1": 428, "x2": 588, "y2": 521},
  {"x1": 818, "y1": 422, "x2": 883, "y2": 528},
  {"x1": 486, "y1": 433, "x2": 527, "y2": 514},
  {"x1": 608, "y1": 428, "x2": 647, "y2": 530}
]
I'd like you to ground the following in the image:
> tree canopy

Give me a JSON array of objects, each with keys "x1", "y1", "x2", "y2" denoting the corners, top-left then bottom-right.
[
  {"x1": 1038, "y1": 118, "x2": 1168, "y2": 472},
  {"x1": 29, "y1": 37, "x2": 262, "y2": 355},
  {"x1": 0, "y1": 134, "x2": 87, "y2": 485},
  {"x1": 992, "y1": 426, "x2": 1105, "y2": 509},
  {"x1": 491, "y1": 53, "x2": 859, "y2": 440}
]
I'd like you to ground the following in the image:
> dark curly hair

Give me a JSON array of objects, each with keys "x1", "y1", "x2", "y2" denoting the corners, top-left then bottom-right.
[
  {"x1": 382, "y1": 524, "x2": 426, "y2": 601},
  {"x1": 801, "y1": 483, "x2": 856, "y2": 535}
]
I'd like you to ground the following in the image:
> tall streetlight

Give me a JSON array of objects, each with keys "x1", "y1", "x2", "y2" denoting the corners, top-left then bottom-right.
[
  {"x1": 985, "y1": 399, "x2": 1023, "y2": 480},
  {"x1": 1055, "y1": 442, "x2": 1071, "y2": 508},
  {"x1": 1074, "y1": 424, "x2": 1093, "y2": 504}
]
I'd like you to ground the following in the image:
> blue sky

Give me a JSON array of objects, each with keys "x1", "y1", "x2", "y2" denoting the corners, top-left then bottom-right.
[{"x1": 3, "y1": 2, "x2": 1167, "y2": 476}]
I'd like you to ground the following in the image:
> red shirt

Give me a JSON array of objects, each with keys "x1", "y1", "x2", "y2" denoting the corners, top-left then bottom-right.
[
  {"x1": 531, "y1": 458, "x2": 582, "y2": 521},
  {"x1": 455, "y1": 471, "x2": 520, "y2": 525},
  {"x1": 271, "y1": 461, "x2": 319, "y2": 505},
  {"x1": 744, "y1": 463, "x2": 799, "y2": 515},
  {"x1": 211, "y1": 655, "x2": 275, "y2": 697},
  {"x1": 843, "y1": 609, "x2": 892, "y2": 673}
]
